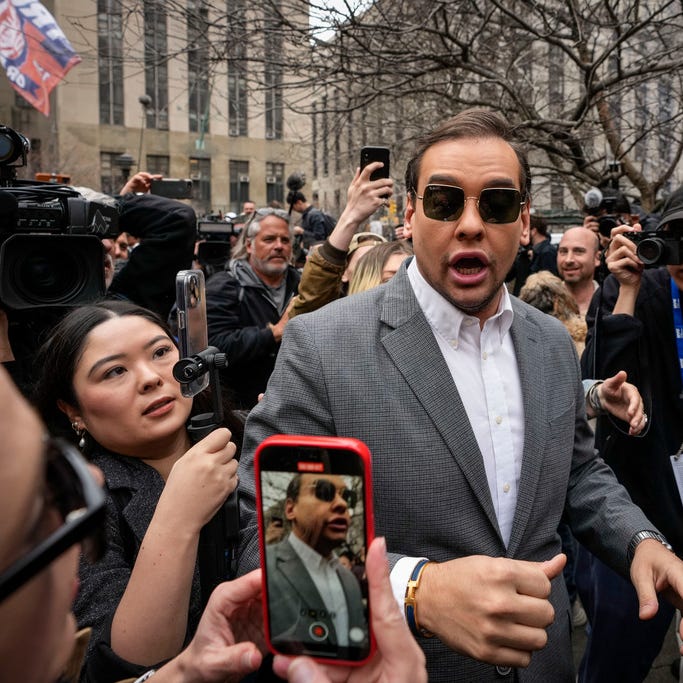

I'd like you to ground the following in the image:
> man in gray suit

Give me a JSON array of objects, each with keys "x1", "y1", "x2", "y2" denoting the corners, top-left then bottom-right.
[
  {"x1": 238, "y1": 109, "x2": 683, "y2": 681},
  {"x1": 265, "y1": 473, "x2": 367, "y2": 655}
]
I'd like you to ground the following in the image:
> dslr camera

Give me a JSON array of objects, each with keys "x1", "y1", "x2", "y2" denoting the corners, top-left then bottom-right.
[
  {"x1": 625, "y1": 224, "x2": 683, "y2": 267},
  {"x1": 0, "y1": 125, "x2": 120, "y2": 310}
]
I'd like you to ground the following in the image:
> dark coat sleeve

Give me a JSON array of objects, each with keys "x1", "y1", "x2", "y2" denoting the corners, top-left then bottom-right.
[{"x1": 108, "y1": 194, "x2": 196, "y2": 319}]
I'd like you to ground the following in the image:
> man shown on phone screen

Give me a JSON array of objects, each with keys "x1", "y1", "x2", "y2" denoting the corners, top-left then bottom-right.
[{"x1": 265, "y1": 474, "x2": 367, "y2": 651}]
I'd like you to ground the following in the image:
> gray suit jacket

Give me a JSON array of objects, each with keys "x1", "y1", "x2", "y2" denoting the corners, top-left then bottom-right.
[
  {"x1": 238, "y1": 261, "x2": 652, "y2": 681},
  {"x1": 265, "y1": 537, "x2": 367, "y2": 654}
]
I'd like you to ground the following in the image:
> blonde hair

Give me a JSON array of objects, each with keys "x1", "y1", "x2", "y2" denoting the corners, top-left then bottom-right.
[
  {"x1": 348, "y1": 240, "x2": 413, "y2": 295},
  {"x1": 518, "y1": 271, "x2": 587, "y2": 354}
]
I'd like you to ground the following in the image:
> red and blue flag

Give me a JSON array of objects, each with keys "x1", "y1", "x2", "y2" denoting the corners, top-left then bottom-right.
[{"x1": 0, "y1": 0, "x2": 81, "y2": 115}]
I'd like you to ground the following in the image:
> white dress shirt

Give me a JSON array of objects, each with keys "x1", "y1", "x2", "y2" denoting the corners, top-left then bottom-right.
[
  {"x1": 391, "y1": 258, "x2": 525, "y2": 611},
  {"x1": 289, "y1": 532, "x2": 350, "y2": 646}
]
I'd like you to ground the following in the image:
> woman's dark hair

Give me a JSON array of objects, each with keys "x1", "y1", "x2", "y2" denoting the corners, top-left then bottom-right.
[{"x1": 32, "y1": 299, "x2": 243, "y2": 453}]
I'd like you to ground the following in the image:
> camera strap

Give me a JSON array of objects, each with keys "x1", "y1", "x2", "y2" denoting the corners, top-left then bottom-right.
[{"x1": 670, "y1": 278, "x2": 683, "y2": 398}]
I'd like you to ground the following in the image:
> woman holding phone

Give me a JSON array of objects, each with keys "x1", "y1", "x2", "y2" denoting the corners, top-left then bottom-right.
[{"x1": 32, "y1": 300, "x2": 243, "y2": 682}]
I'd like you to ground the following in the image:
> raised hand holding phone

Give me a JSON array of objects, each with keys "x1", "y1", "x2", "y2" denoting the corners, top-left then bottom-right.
[{"x1": 255, "y1": 435, "x2": 375, "y2": 665}]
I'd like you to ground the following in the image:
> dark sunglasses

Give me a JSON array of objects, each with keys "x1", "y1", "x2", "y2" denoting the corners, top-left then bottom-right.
[
  {"x1": 309, "y1": 479, "x2": 357, "y2": 508},
  {"x1": 0, "y1": 437, "x2": 107, "y2": 603},
  {"x1": 416, "y1": 185, "x2": 526, "y2": 224}
]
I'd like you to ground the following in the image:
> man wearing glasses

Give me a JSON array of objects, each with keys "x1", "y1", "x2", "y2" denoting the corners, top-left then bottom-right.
[
  {"x1": 265, "y1": 474, "x2": 367, "y2": 652},
  {"x1": 206, "y1": 207, "x2": 300, "y2": 409},
  {"x1": 239, "y1": 109, "x2": 683, "y2": 681}
]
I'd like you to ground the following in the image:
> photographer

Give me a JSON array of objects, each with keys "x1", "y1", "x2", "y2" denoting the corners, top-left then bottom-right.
[
  {"x1": 583, "y1": 186, "x2": 638, "y2": 251},
  {"x1": 579, "y1": 188, "x2": 683, "y2": 681}
]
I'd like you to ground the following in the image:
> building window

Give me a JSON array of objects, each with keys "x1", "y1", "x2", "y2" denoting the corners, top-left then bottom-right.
[
  {"x1": 658, "y1": 78, "x2": 673, "y2": 165},
  {"x1": 322, "y1": 95, "x2": 329, "y2": 177},
  {"x1": 146, "y1": 154, "x2": 170, "y2": 176},
  {"x1": 334, "y1": 90, "x2": 341, "y2": 175},
  {"x1": 190, "y1": 157, "x2": 211, "y2": 214},
  {"x1": 187, "y1": 1, "x2": 210, "y2": 134},
  {"x1": 229, "y1": 160, "x2": 250, "y2": 213},
  {"x1": 550, "y1": 176, "x2": 564, "y2": 210},
  {"x1": 101, "y1": 152, "x2": 125, "y2": 195},
  {"x1": 264, "y1": 1, "x2": 283, "y2": 140},
  {"x1": 312, "y1": 101, "x2": 318, "y2": 178},
  {"x1": 227, "y1": 0, "x2": 248, "y2": 136},
  {"x1": 144, "y1": 0, "x2": 168, "y2": 130},
  {"x1": 266, "y1": 162, "x2": 284, "y2": 204},
  {"x1": 98, "y1": 0, "x2": 124, "y2": 125}
]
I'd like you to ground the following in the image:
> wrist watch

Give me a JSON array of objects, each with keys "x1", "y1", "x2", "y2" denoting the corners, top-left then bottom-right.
[{"x1": 627, "y1": 530, "x2": 673, "y2": 565}]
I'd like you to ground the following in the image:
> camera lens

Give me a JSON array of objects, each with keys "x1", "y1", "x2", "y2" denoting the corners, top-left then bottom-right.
[
  {"x1": 0, "y1": 235, "x2": 106, "y2": 309},
  {"x1": 636, "y1": 237, "x2": 666, "y2": 266}
]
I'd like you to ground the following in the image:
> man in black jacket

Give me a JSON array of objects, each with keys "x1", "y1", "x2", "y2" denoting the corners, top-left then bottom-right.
[
  {"x1": 580, "y1": 188, "x2": 683, "y2": 682},
  {"x1": 206, "y1": 208, "x2": 300, "y2": 409}
]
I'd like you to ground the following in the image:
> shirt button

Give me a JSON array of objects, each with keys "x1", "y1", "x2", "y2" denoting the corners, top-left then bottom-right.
[
  {"x1": 503, "y1": 483, "x2": 510, "y2": 493},
  {"x1": 495, "y1": 415, "x2": 502, "y2": 425},
  {"x1": 482, "y1": 351, "x2": 488, "y2": 360}
]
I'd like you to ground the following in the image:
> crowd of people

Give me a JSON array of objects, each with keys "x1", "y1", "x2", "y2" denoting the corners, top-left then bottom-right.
[{"x1": 2, "y1": 107, "x2": 683, "y2": 683}]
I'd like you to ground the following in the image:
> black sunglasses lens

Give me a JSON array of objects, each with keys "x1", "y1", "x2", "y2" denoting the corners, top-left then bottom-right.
[
  {"x1": 342, "y1": 489, "x2": 357, "y2": 508},
  {"x1": 47, "y1": 440, "x2": 107, "y2": 563},
  {"x1": 314, "y1": 479, "x2": 336, "y2": 502},
  {"x1": 46, "y1": 445, "x2": 85, "y2": 518},
  {"x1": 314, "y1": 480, "x2": 356, "y2": 508},
  {"x1": 423, "y1": 186, "x2": 465, "y2": 221},
  {"x1": 479, "y1": 189, "x2": 522, "y2": 223}
]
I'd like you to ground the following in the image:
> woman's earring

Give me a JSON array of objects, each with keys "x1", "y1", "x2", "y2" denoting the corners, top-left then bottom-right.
[{"x1": 71, "y1": 421, "x2": 86, "y2": 450}]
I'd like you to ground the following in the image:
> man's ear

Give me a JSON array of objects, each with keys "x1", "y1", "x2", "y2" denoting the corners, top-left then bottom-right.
[
  {"x1": 57, "y1": 399, "x2": 81, "y2": 426},
  {"x1": 520, "y1": 204, "x2": 531, "y2": 246},
  {"x1": 284, "y1": 498, "x2": 296, "y2": 521},
  {"x1": 404, "y1": 195, "x2": 416, "y2": 232}
]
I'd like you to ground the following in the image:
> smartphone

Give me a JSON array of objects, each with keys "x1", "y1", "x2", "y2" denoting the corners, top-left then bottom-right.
[
  {"x1": 360, "y1": 146, "x2": 390, "y2": 182},
  {"x1": 175, "y1": 269, "x2": 209, "y2": 397},
  {"x1": 255, "y1": 434, "x2": 375, "y2": 665},
  {"x1": 150, "y1": 178, "x2": 193, "y2": 199}
]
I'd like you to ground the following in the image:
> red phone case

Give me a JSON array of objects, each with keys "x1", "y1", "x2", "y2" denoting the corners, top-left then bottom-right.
[{"x1": 255, "y1": 434, "x2": 376, "y2": 666}]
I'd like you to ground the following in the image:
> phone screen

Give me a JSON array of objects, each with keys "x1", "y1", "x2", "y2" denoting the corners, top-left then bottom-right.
[
  {"x1": 256, "y1": 435, "x2": 374, "y2": 664},
  {"x1": 175, "y1": 269, "x2": 209, "y2": 397}
]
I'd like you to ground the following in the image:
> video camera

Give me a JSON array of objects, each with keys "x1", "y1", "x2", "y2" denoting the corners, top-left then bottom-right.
[
  {"x1": 195, "y1": 214, "x2": 240, "y2": 269},
  {"x1": 584, "y1": 187, "x2": 620, "y2": 238},
  {"x1": 0, "y1": 125, "x2": 120, "y2": 310},
  {"x1": 626, "y1": 223, "x2": 683, "y2": 267}
]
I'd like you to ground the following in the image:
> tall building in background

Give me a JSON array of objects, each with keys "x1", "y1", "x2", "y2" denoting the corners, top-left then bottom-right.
[{"x1": 0, "y1": 0, "x2": 313, "y2": 217}]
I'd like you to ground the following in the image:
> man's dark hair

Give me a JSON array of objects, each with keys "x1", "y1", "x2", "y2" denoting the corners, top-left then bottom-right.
[
  {"x1": 286, "y1": 474, "x2": 302, "y2": 502},
  {"x1": 530, "y1": 214, "x2": 549, "y2": 237},
  {"x1": 286, "y1": 190, "x2": 306, "y2": 205},
  {"x1": 405, "y1": 109, "x2": 532, "y2": 201}
]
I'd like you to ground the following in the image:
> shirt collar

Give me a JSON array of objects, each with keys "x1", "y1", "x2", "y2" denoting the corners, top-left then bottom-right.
[
  {"x1": 407, "y1": 257, "x2": 514, "y2": 347},
  {"x1": 288, "y1": 531, "x2": 337, "y2": 570}
]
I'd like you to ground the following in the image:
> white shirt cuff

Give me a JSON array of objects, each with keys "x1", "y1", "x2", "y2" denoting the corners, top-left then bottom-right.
[{"x1": 390, "y1": 556, "x2": 429, "y2": 621}]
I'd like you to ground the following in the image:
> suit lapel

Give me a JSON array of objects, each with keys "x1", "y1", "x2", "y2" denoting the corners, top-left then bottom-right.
[
  {"x1": 277, "y1": 541, "x2": 338, "y2": 644},
  {"x1": 506, "y1": 301, "x2": 548, "y2": 556},
  {"x1": 379, "y1": 268, "x2": 500, "y2": 539}
]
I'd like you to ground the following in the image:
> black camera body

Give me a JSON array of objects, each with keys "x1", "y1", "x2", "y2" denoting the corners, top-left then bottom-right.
[
  {"x1": 625, "y1": 229, "x2": 683, "y2": 267},
  {"x1": 0, "y1": 125, "x2": 120, "y2": 310},
  {"x1": 196, "y1": 215, "x2": 238, "y2": 269}
]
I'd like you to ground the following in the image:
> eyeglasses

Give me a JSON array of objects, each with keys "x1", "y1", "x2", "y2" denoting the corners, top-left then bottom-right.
[
  {"x1": 308, "y1": 479, "x2": 357, "y2": 508},
  {"x1": 0, "y1": 437, "x2": 107, "y2": 603},
  {"x1": 415, "y1": 185, "x2": 526, "y2": 224}
]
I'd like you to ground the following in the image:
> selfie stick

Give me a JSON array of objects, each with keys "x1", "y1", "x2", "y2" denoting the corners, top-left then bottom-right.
[{"x1": 173, "y1": 348, "x2": 241, "y2": 606}]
